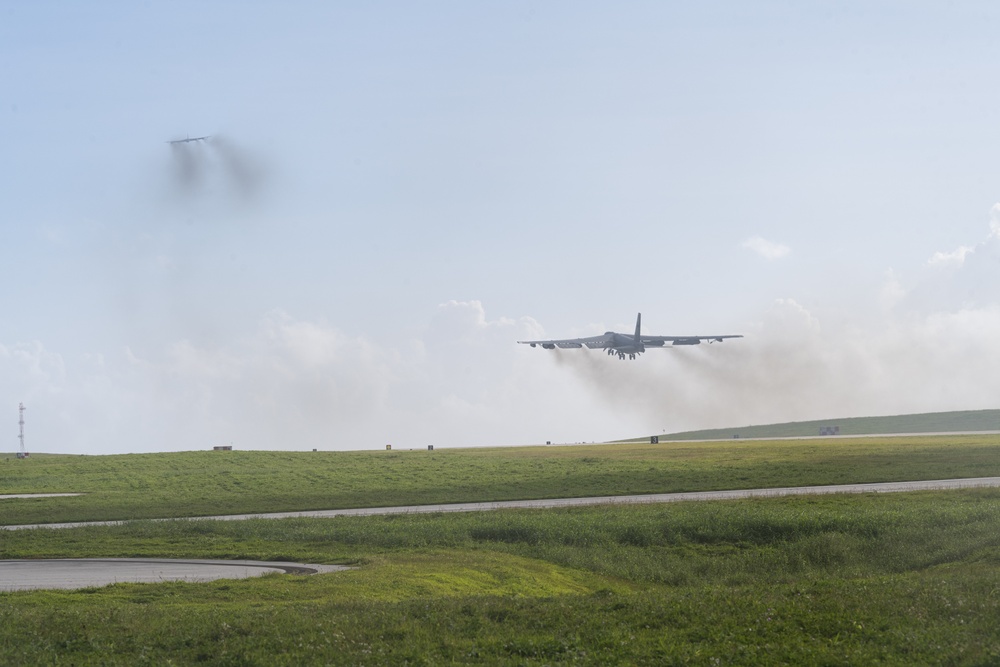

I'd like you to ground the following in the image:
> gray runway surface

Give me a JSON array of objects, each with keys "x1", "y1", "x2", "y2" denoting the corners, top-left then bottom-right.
[
  {"x1": 3, "y1": 476, "x2": 999, "y2": 532},
  {"x1": 0, "y1": 559, "x2": 348, "y2": 591}
]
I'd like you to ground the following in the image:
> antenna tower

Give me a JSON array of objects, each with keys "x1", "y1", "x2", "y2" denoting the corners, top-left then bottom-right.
[{"x1": 17, "y1": 403, "x2": 27, "y2": 459}]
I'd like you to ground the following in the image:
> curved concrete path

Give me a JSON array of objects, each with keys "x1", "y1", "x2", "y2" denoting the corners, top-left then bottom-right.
[
  {"x1": 0, "y1": 559, "x2": 348, "y2": 591},
  {"x1": 3, "y1": 476, "x2": 999, "y2": 532}
]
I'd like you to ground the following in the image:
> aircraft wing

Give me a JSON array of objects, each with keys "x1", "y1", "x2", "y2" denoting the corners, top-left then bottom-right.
[
  {"x1": 641, "y1": 334, "x2": 743, "y2": 346},
  {"x1": 517, "y1": 334, "x2": 612, "y2": 349}
]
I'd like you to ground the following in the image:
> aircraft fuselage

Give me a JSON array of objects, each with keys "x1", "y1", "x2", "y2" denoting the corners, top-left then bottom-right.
[{"x1": 605, "y1": 332, "x2": 645, "y2": 359}]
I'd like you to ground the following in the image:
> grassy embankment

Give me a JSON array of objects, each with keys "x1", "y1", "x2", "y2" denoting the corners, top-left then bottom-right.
[
  {"x1": 651, "y1": 408, "x2": 1000, "y2": 441},
  {"x1": 0, "y1": 436, "x2": 998, "y2": 664},
  {"x1": 2, "y1": 434, "x2": 999, "y2": 525}
]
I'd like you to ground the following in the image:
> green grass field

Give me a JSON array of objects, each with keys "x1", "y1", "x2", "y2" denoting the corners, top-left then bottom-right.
[
  {"x1": 1, "y1": 435, "x2": 999, "y2": 664},
  {"x1": 2, "y1": 434, "x2": 999, "y2": 525}
]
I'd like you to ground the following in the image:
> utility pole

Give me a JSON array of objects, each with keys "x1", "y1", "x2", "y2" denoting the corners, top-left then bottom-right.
[{"x1": 17, "y1": 403, "x2": 27, "y2": 459}]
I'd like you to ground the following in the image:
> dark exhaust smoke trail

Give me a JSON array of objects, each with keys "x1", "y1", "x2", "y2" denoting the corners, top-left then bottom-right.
[
  {"x1": 554, "y1": 341, "x2": 826, "y2": 432},
  {"x1": 208, "y1": 135, "x2": 267, "y2": 201},
  {"x1": 161, "y1": 134, "x2": 271, "y2": 213},
  {"x1": 170, "y1": 141, "x2": 207, "y2": 195},
  {"x1": 551, "y1": 297, "x2": 1000, "y2": 435}
]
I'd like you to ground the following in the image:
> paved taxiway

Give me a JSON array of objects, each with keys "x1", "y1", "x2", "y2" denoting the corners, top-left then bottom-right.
[
  {"x1": 0, "y1": 559, "x2": 348, "y2": 591},
  {"x1": 4, "y1": 477, "x2": 999, "y2": 531}
]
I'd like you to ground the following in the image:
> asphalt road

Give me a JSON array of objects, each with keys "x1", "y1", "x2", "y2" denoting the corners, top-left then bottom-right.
[{"x1": 0, "y1": 559, "x2": 349, "y2": 591}]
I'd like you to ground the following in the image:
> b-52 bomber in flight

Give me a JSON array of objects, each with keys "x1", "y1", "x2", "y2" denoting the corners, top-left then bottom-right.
[
  {"x1": 167, "y1": 135, "x2": 212, "y2": 145},
  {"x1": 518, "y1": 313, "x2": 742, "y2": 360}
]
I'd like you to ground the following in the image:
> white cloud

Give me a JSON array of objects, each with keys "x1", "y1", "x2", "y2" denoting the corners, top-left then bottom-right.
[
  {"x1": 7, "y1": 288, "x2": 1000, "y2": 453},
  {"x1": 927, "y1": 245, "x2": 974, "y2": 267},
  {"x1": 2, "y1": 305, "x2": 622, "y2": 453},
  {"x1": 742, "y1": 236, "x2": 791, "y2": 260},
  {"x1": 137, "y1": 310, "x2": 395, "y2": 448},
  {"x1": 928, "y1": 204, "x2": 1000, "y2": 267}
]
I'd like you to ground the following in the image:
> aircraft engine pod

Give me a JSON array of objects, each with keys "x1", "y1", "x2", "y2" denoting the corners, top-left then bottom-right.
[
  {"x1": 645, "y1": 340, "x2": 665, "y2": 347},
  {"x1": 542, "y1": 343, "x2": 555, "y2": 349},
  {"x1": 672, "y1": 338, "x2": 702, "y2": 346}
]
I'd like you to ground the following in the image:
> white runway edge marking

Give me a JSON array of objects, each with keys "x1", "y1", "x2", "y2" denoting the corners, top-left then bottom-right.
[
  {"x1": 0, "y1": 493, "x2": 82, "y2": 500},
  {"x1": 2, "y1": 477, "x2": 999, "y2": 531}
]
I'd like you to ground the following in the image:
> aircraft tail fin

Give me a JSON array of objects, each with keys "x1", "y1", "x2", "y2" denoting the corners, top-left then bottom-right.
[{"x1": 634, "y1": 313, "x2": 641, "y2": 343}]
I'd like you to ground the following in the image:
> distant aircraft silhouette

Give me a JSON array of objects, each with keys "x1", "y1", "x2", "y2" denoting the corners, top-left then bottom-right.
[{"x1": 167, "y1": 135, "x2": 211, "y2": 145}]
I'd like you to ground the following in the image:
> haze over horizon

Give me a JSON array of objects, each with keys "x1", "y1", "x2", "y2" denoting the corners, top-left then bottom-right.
[{"x1": 4, "y1": 2, "x2": 1000, "y2": 454}]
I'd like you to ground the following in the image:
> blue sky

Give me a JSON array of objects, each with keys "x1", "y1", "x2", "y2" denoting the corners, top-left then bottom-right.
[{"x1": 3, "y1": 2, "x2": 1000, "y2": 453}]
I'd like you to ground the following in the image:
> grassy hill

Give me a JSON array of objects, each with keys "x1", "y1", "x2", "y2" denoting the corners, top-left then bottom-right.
[{"x1": 642, "y1": 408, "x2": 1000, "y2": 442}]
